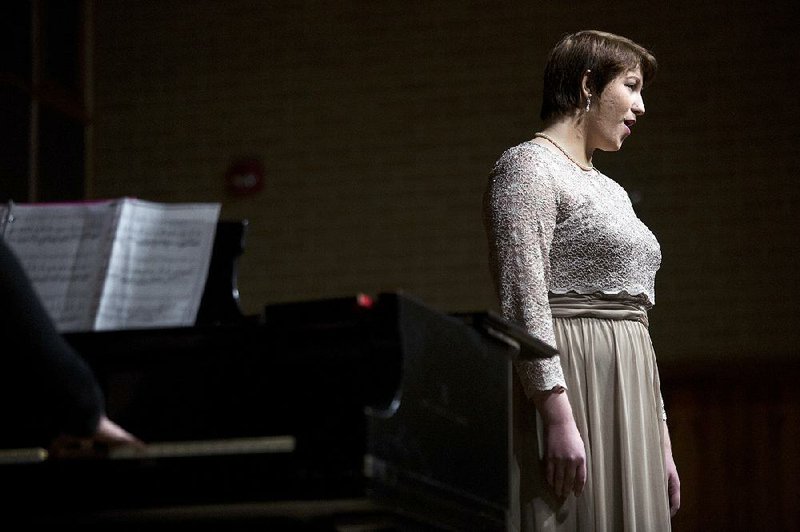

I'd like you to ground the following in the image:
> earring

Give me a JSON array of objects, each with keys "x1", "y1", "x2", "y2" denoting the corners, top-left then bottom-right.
[{"x1": 585, "y1": 94, "x2": 592, "y2": 112}]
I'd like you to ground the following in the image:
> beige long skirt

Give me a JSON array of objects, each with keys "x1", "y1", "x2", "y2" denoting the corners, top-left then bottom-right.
[{"x1": 510, "y1": 294, "x2": 671, "y2": 532}]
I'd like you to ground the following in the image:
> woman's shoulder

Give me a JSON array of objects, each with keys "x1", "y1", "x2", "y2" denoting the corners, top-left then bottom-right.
[
  {"x1": 493, "y1": 139, "x2": 552, "y2": 167},
  {"x1": 489, "y1": 140, "x2": 560, "y2": 189}
]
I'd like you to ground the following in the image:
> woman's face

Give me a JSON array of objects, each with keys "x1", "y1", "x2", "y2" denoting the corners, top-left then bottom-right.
[{"x1": 588, "y1": 66, "x2": 645, "y2": 152}]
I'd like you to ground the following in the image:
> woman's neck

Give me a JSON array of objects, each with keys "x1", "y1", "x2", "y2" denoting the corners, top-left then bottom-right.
[{"x1": 536, "y1": 120, "x2": 593, "y2": 170}]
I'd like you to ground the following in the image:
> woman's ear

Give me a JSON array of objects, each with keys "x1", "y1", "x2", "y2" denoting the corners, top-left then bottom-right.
[
  {"x1": 581, "y1": 69, "x2": 593, "y2": 100},
  {"x1": 581, "y1": 69, "x2": 593, "y2": 112}
]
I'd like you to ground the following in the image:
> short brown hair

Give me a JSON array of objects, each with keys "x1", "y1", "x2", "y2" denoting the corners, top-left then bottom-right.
[{"x1": 540, "y1": 30, "x2": 657, "y2": 121}]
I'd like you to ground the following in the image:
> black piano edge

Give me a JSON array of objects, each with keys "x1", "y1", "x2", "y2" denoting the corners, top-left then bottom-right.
[
  {"x1": 4, "y1": 453, "x2": 507, "y2": 530},
  {"x1": 2, "y1": 451, "x2": 507, "y2": 530}
]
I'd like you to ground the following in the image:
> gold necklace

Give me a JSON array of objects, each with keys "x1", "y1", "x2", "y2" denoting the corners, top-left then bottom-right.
[{"x1": 533, "y1": 132, "x2": 594, "y2": 172}]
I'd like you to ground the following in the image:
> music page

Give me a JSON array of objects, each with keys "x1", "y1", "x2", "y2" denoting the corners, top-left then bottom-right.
[
  {"x1": 94, "y1": 199, "x2": 220, "y2": 331},
  {"x1": 0, "y1": 200, "x2": 119, "y2": 332}
]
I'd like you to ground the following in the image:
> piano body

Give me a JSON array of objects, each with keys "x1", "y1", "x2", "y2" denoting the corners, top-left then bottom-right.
[{"x1": 1, "y1": 222, "x2": 553, "y2": 529}]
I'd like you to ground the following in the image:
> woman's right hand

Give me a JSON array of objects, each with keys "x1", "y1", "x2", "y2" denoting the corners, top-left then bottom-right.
[
  {"x1": 534, "y1": 390, "x2": 587, "y2": 498},
  {"x1": 544, "y1": 416, "x2": 587, "y2": 498}
]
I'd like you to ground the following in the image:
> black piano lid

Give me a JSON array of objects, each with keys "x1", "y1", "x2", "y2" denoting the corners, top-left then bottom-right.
[{"x1": 462, "y1": 309, "x2": 560, "y2": 360}]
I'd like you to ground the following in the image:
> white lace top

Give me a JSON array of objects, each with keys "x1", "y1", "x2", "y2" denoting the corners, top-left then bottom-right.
[{"x1": 483, "y1": 140, "x2": 662, "y2": 394}]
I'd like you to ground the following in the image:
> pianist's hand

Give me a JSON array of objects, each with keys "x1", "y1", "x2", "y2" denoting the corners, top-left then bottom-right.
[{"x1": 49, "y1": 414, "x2": 144, "y2": 459}]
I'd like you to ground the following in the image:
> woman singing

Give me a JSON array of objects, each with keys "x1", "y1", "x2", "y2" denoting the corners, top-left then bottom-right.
[{"x1": 484, "y1": 30, "x2": 680, "y2": 530}]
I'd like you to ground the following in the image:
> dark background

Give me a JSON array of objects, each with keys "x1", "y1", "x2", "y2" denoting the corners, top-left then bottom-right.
[{"x1": 2, "y1": 1, "x2": 799, "y2": 529}]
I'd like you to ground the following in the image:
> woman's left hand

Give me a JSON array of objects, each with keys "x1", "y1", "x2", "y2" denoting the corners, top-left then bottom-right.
[{"x1": 662, "y1": 421, "x2": 681, "y2": 517}]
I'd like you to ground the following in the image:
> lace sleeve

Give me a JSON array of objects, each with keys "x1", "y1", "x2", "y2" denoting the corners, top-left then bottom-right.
[{"x1": 483, "y1": 146, "x2": 566, "y2": 396}]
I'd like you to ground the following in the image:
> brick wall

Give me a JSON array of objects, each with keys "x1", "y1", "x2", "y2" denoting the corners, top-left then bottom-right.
[{"x1": 90, "y1": 0, "x2": 800, "y2": 366}]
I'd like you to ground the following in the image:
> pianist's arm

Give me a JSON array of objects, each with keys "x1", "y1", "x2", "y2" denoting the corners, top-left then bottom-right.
[{"x1": 0, "y1": 238, "x2": 139, "y2": 453}]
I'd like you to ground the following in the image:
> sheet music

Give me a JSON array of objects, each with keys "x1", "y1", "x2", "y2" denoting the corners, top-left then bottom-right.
[
  {"x1": 1, "y1": 201, "x2": 119, "y2": 332},
  {"x1": 0, "y1": 198, "x2": 220, "y2": 332},
  {"x1": 94, "y1": 199, "x2": 220, "y2": 330}
]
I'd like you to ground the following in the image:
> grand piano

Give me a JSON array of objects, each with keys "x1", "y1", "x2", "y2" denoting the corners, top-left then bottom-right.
[{"x1": 1, "y1": 221, "x2": 554, "y2": 529}]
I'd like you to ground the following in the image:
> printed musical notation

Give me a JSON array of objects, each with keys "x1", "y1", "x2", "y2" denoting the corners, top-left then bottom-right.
[{"x1": 0, "y1": 198, "x2": 220, "y2": 332}]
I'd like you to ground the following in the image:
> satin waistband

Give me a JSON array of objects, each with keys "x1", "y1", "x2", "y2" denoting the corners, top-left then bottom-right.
[{"x1": 548, "y1": 293, "x2": 649, "y2": 327}]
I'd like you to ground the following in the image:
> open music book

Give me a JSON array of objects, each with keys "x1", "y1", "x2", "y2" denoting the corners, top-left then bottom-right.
[{"x1": 0, "y1": 198, "x2": 220, "y2": 332}]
